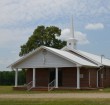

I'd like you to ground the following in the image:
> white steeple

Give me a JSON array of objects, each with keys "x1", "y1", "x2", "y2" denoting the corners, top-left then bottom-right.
[
  {"x1": 71, "y1": 15, "x2": 74, "y2": 38},
  {"x1": 67, "y1": 16, "x2": 77, "y2": 49}
]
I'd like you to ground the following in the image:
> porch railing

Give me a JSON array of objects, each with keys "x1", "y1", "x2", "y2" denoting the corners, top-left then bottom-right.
[
  {"x1": 26, "y1": 81, "x2": 33, "y2": 91},
  {"x1": 48, "y1": 79, "x2": 56, "y2": 91}
]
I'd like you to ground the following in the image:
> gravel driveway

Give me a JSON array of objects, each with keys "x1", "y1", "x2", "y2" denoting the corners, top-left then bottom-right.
[{"x1": 0, "y1": 93, "x2": 110, "y2": 99}]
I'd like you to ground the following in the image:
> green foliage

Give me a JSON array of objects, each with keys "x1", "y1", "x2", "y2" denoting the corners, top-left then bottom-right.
[
  {"x1": 0, "y1": 70, "x2": 26, "y2": 85},
  {"x1": 19, "y1": 26, "x2": 66, "y2": 56}
]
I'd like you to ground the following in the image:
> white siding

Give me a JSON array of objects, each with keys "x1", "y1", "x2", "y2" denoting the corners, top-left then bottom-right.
[{"x1": 13, "y1": 49, "x2": 76, "y2": 68}]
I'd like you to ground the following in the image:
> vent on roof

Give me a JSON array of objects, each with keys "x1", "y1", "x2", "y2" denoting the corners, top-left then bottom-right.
[{"x1": 101, "y1": 55, "x2": 104, "y2": 64}]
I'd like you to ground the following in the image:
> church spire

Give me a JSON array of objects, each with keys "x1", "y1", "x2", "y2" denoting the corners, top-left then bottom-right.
[
  {"x1": 71, "y1": 15, "x2": 74, "y2": 38},
  {"x1": 67, "y1": 16, "x2": 77, "y2": 49}
]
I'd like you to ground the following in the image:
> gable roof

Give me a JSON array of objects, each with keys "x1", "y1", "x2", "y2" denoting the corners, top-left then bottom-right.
[
  {"x1": 45, "y1": 47, "x2": 97, "y2": 67},
  {"x1": 78, "y1": 50, "x2": 110, "y2": 66},
  {"x1": 8, "y1": 46, "x2": 98, "y2": 68},
  {"x1": 62, "y1": 46, "x2": 110, "y2": 67}
]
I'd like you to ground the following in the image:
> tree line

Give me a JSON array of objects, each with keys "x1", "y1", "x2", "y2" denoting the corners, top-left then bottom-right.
[{"x1": 0, "y1": 70, "x2": 26, "y2": 85}]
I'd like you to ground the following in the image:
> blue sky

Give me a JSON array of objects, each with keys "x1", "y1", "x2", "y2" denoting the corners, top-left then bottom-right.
[{"x1": 0, "y1": 0, "x2": 110, "y2": 70}]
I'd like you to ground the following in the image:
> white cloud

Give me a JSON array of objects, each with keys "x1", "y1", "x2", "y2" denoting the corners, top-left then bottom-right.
[
  {"x1": 85, "y1": 23, "x2": 104, "y2": 30},
  {"x1": 10, "y1": 51, "x2": 18, "y2": 54},
  {"x1": 0, "y1": 55, "x2": 20, "y2": 71},
  {"x1": 0, "y1": 0, "x2": 110, "y2": 26},
  {"x1": 0, "y1": 0, "x2": 110, "y2": 70},
  {"x1": 60, "y1": 28, "x2": 89, "y2": 44},
  {"x1": 60, "y1": 29, "x2": 70, "y2": 40},
  {"x1": 75, "y1": 31, "x2": 89, "y2": 44},
  {"x1": 0, "y1": 28, "x2": 33, "y2": 48}
]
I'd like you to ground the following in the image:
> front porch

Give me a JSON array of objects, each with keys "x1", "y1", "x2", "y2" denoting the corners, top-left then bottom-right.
[
  {"x1": 13, "y1": 86, "x2": 99, "y2": 91},
  {"x1": 13, "y1": 67, "x2": 101, "y2": 91}
]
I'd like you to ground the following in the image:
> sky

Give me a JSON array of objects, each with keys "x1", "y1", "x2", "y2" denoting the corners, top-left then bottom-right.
[{"x1": 0, "y1": 0, "x2": 110, "y2": 70}]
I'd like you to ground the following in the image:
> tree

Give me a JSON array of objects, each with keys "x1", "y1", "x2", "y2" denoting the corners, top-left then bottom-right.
[
  {"x1": 0, "y1": 70, "x2": 26, "y2": 85},
  {"x1": 19, "y1": 25, "x2": 66, "y2": 56}
]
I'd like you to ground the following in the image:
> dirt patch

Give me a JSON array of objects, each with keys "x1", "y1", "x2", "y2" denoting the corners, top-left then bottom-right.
[{"x1": 0, "y1": 93, "x2": 110, "y2": 99}]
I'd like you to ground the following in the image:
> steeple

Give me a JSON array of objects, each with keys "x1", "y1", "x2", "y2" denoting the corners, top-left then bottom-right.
[
  {"x1": 67, "y1": 16, "x2": 77, "y2": 49},
  {"x1": 71, "y1": 15, "x2": 74, "y2": 38}
]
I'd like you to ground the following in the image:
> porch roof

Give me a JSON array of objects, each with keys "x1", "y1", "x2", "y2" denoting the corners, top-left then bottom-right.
[{"x1": 8, "y1": 46, "x2": 98, "y2": 68}]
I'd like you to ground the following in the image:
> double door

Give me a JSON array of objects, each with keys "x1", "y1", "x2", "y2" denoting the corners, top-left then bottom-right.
[{"x1": 49, "y1": 68, "x2": 62, "y2": 86}]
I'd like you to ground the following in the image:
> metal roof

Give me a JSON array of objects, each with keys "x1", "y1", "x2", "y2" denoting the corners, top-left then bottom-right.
[
  {"x1": 78, "y1": 50, "x2": 110, "y2": 66},
  {"x1": 46, "y1": 47, "x2": 98, "y2": 67},
  {"x1": 8, "y1": 46, "x2": 99, "y2": 68}
]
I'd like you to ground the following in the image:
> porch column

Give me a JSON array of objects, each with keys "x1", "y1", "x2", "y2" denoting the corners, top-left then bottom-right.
[
  {"x1": 89, "y1": 70, "x2": 91, "y2": 87},
  {"x1": 97, "y1": 70, "x2": 98, "y2": 88},
  {"x1": 77, "y1": 66, "x2": 80, "y2": 89},
  {"x1": 55, "y1": 67, "x2": 58, "y2": 88},
  {"x1": 32, "y1": 68, "x2": 36, "y2": 87},
  {"x1": 15, "y1": 69, "x2": 18, "y2": 87}
]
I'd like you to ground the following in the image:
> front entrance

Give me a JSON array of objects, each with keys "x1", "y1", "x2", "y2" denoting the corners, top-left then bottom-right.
[{"x1": 49, "y1": 68, "x2": 62, "y2": 86}]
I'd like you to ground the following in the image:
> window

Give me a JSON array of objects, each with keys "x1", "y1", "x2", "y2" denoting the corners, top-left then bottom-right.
[
  {"x1": 101, "y1": 74, "x2": 103, "y2": 78},
  {"x1": 80, "y1": 74, "x2": 84, "y2": 78}
]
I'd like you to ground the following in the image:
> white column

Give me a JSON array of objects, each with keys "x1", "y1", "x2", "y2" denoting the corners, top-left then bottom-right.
[
  {"x1": 89, "y1": 70, "x2": 91, "y2": 87},
  {"x1": 32, "y1": 68, "x2": 36, "y2": 87},
  {"x1": 55, "y1": 68, "x2": 58, "y2": 88},
  {"x1": 77, "y1": 66, "x2": 80, "y2": 89},
  {"x1": 15, "y1": 69, "x2": 18, "y2": 87},
  {"x1": 97, "y1": 70, "x2": 98, "y2": 88}
]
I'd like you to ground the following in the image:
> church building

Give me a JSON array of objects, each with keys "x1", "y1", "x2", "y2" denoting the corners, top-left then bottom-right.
[{"x1": 8, "y1": 20, "x2": 110, "y2": 91}]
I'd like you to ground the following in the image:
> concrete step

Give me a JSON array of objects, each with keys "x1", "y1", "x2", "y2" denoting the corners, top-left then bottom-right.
[{"x1": 31, "y1": 87, "x2": 48, "y2": 91}]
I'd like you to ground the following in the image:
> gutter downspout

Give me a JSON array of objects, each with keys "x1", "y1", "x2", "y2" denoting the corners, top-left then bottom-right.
[
  {"x1": 89, "y1": 70, "x2": 91, "y2": 87},
  {"x1": 97, "y1": 66, "x2": 104, "y2": 88}
]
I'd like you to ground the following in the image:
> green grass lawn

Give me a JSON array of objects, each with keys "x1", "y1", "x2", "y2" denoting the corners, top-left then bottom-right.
[
  {"x1": 0, "y1": 98, "x2": 110, "y2": 105},
  {"x1": 1, "y1": 86, "x2": 110, "y2": 105},
  {"x1": 1, "y1": 86, "x2": 110, "y2": 94}
]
